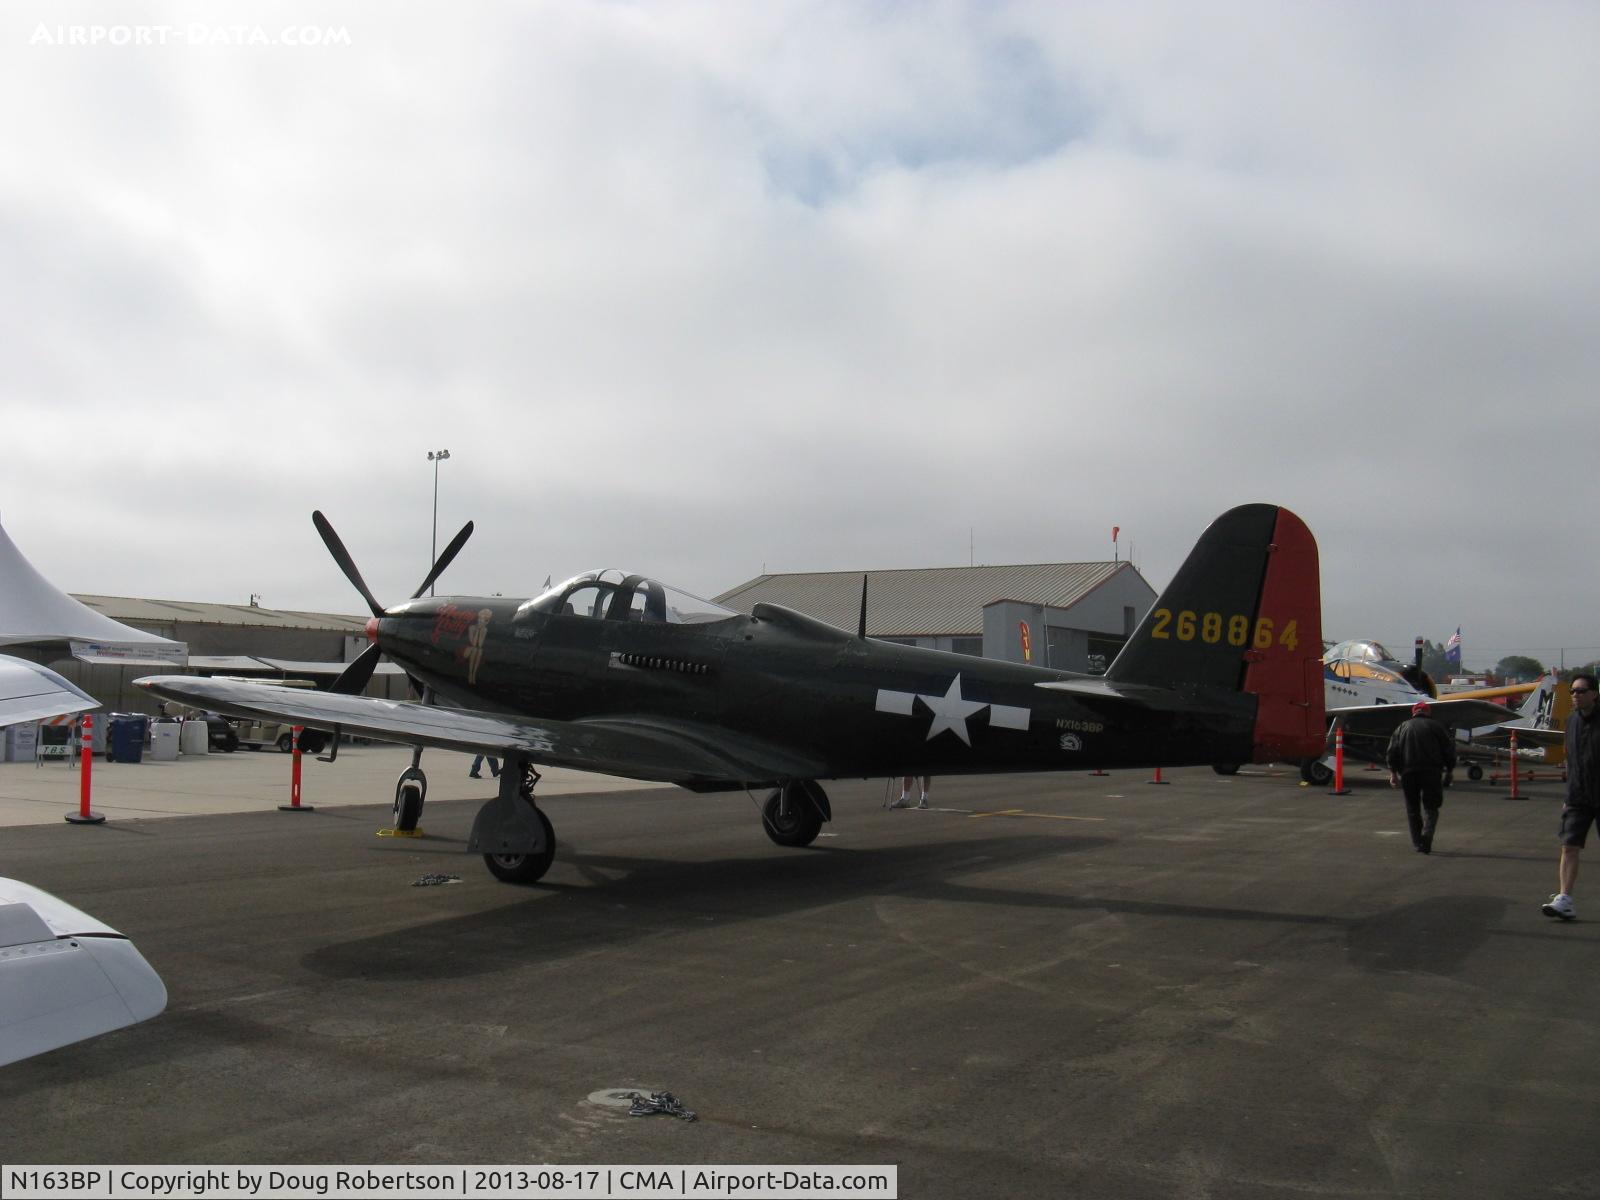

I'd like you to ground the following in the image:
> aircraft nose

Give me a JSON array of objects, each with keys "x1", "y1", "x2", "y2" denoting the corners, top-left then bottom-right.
[{"x1": 365, "y1": 617, "x2": 380, "y2": 644}]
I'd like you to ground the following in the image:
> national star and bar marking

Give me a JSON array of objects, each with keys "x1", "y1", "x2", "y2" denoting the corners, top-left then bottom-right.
[{"x1": 874, "y1": 673, "x2": 1030, "y2": 745}]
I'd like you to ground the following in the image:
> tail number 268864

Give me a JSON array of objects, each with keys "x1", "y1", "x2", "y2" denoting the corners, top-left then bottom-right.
[{"x1": 1148, "y1": 609, "x2": 1299, "y2": 650}]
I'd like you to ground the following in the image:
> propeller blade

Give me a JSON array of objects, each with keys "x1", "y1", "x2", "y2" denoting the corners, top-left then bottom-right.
[
  {"x1": 411, "y1": 520, "x2": 475, "y2": 599},
  {"x1": 329, "y1": 643, "x2": 382, "y2": 696},
  {"x1": 312, "y1": 510, "x2": 384, "y2": 618}
]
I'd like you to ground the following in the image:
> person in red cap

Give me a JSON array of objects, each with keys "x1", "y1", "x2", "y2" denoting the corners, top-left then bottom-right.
[{"x1": 1385, "y1": 699, "x2": 1456, "y2": 853}]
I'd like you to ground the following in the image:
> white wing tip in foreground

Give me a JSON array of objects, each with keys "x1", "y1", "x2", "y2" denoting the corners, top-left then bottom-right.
[{"x1": 0, "y1": 878, "x2": 166, "y2": 1068}]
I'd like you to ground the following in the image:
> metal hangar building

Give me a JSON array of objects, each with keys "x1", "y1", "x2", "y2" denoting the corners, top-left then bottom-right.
[{"x1": 715, "y1": 560, "x2": 1156, "y2": 674}]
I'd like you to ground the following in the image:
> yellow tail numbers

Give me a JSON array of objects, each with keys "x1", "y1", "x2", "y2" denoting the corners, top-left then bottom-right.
[{"x1": 1148, "y1": 608, "x2": 1298, "y2": 651}]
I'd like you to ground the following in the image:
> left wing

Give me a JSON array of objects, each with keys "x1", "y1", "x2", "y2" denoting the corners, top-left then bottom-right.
[
  {"x1": 0, "y1": 654, "x2": 99, "y2": 727},
  {"x1": 1445, "y1": 681, "x2": 1541, "y2": 704},
  {"x1": 1333, "y1": 697, "x2": 1523, "y2": 740},
  {"x1": 133, "y1": 674, "x2": 824, "y2": 787}
]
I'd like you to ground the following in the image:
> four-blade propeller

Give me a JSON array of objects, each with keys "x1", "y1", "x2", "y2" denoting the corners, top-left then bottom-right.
[{"x1": 312, "y1": 509, "x2": 474, "y2": 697}]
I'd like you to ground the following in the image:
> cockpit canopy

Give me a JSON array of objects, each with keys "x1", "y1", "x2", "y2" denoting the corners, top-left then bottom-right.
[
  {"x1": 1323, "y1": 637, "x2": 1435, "y2": 693},
  {"x1": 517, "y1": 570, "x2": 739, "y2": 625},
  {"x1": 1323, "y1": 639, "x2": 1401, "y2": 667}
]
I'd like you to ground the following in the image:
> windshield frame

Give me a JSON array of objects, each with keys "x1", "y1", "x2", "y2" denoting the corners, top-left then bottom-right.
[{"x1": 518, "y1": 571, "x2": 740, "y2": 625}]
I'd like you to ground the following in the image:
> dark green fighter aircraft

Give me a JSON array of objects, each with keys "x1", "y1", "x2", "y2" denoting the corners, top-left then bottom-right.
[{"x1": 136, "y1": 503, "x2": 1325, "y2": 885}]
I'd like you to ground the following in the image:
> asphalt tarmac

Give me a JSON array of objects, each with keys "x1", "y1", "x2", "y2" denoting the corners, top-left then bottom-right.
[{"x1": 2, "y1": 754, "x2": 1593, "y2": 1199}]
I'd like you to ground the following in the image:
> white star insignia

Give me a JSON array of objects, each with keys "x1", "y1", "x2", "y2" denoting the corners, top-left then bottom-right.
[
  {"x1": 917, "y1": 674, "x2": 988, "y2": 746},
  {"x1": 874, "y1": 676, "x2": 1031, "y2": 743}
]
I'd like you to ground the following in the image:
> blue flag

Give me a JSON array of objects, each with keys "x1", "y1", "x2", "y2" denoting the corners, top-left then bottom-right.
[{"x1": 1446, "y1": 627, "x2": 1461, "y2": 668}]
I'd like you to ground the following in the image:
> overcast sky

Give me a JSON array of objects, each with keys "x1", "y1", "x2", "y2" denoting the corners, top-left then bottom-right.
[{"x1": 4, "y1": 1, "x2": 1597, "y2": 669}]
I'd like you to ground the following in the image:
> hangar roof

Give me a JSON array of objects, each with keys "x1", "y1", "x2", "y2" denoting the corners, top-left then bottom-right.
[
  {"x1": 715, "y1": 561, "x2": 1143, "y2": 638},
  {"x1": 72, "y1": 595, "x2": 366, "y2": 634}
]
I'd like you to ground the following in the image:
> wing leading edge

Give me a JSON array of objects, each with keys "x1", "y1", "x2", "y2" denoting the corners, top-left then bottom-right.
[
  {"x1": 1334, "y1": 696, "x2": 1524, "y2": 740},
  {"x1": 132, "y1": 675, "x2": 823, "y2": 788},
  {"x1": 0, "y1": 654, "x2": 99, "y2": 727}
]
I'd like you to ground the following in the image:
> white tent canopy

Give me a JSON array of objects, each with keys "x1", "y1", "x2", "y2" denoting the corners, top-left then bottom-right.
[{"x1": 0, "y1": 515, "x2": 185, "y2": 664}]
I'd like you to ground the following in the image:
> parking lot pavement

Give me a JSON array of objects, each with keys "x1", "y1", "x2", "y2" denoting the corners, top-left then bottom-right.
[
  {"x1": 0, "y1": 742, "x2": 663, "y2": 826},
  {"x1": 2, "y1": 765, "x2": 1595, "y2": 1199}
]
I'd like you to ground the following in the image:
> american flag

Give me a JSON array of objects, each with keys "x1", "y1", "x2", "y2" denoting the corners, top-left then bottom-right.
[{"x1": 1446, "y1": 627, "x2": 1462, "y2": 667}]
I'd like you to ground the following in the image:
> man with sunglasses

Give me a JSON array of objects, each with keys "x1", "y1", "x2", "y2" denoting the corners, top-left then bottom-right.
[{"x1": 1543, "y1": 672, "x2": 1600, "y2": 921}]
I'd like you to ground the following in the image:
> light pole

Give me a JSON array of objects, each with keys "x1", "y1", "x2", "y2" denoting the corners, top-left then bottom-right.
[{"x1": 427, "y1": 449, "x2": 450, "y2": 593}]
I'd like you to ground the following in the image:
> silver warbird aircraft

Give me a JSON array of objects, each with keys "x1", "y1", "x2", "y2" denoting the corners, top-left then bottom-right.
[{"x1": 137, "y1": 504, "x2": 1328, "y2": 886}]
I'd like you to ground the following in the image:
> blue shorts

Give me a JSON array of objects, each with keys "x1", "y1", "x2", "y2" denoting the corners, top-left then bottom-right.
[{"x1": 1558, "y1": 804, "x2": 1598, "y2": 848}]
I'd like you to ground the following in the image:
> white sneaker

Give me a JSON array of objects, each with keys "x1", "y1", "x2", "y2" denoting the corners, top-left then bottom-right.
[
  {"x1": 916, "y1": 797, "x2": 928, "y2": 809},
  {"x1": 889, "y1": 796, "x2": 910, "y2": 809},
  {"x1": 1542, "y1": 893, "x2": 1576, "y2": 921}
]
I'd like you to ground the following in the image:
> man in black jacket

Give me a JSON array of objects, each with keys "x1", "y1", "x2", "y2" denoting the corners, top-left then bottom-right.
[
  {"x1": 1543, "y1": 672, "x2": 1599, "y2": 921},
  {"x1": 1386, "y1": 700, "x2": 1456, "y2": 853}
]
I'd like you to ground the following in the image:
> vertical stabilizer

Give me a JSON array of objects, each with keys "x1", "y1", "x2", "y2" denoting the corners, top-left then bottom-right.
[
  {"x1": 1107, "y1": 504, "x2": 1324, "y2": 761},
  {"x1": 1535, "y1": 672, "x2": 1570, "y2": 766}
]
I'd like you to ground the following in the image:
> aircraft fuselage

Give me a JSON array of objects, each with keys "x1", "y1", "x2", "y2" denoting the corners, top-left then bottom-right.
[{"x1": 376, "y1": 595, "x2": 1257, "y2": 785}]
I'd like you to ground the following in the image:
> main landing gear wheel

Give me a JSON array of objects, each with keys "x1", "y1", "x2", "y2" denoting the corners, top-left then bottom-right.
[
  {"x1": 1300, "y1": 759, "x2": 1334, "y2": 787},
  {"x1": 1211, "y1": 764, "x2": 1240, "y2": 776},
  {"x1": 1467, "y1": 764, "x2": 1484, "y2": 782},
  {"x1": 394, "y1": 766, "x2": 427, "y2": 833},
  {"x1": 762, "y1": 781, "x2": 826, "y2": 848},
  {"x1": 483, "y1": 808, "x2": 557, "y2": 884}
]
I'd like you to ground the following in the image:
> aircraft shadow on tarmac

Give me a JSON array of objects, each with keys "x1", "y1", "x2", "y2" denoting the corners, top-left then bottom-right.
[
  {"x1": 302, "y1": 833, "x2": 1110, "y2": 981},
  {"x1": 304, "y1": 831, "x2": 1515, "y2": 985}
]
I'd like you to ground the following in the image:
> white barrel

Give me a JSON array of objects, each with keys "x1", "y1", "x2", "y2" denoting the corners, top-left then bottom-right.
[{"x1": 179, "y1": 719, "x2": 210, "y2": 755}]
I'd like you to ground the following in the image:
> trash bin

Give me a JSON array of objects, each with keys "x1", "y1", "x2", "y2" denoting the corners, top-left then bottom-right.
[
  {"x1": 108, "y1": 715, "x2": 148, "y2": 763},
  {"x1": 149, "y1": 720, "x2": 180, "y2": 762}
]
